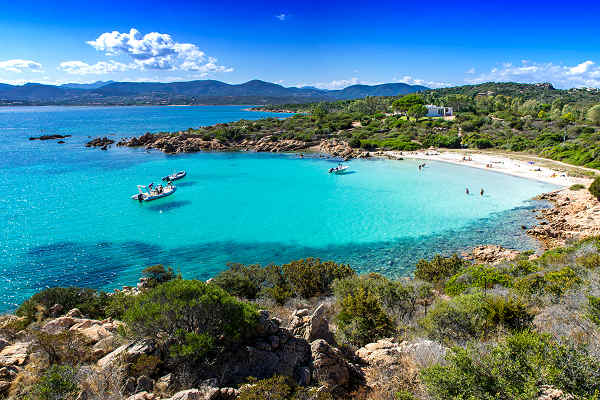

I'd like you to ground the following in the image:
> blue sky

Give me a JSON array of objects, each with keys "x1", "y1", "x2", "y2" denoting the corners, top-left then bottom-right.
[{"x1": 1, "y1": 0, "x2": 599, "y2": 89}]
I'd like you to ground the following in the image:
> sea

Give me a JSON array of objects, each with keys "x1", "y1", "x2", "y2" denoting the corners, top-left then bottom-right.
[{"x1": 0, "y1": 105, "x2": 559, "y2": 311}]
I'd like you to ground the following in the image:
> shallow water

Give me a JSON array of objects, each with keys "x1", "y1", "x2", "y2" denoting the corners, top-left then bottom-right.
[{"x1": 0, "y1": 106, "x2": 559, "y2": 311}]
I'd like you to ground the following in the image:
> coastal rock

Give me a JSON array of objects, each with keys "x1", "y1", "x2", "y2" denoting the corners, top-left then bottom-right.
[
  {"x1": 530, "y1": 188, "x2": 600, "y2": 248},
  {"x1": 86, "y1": 137, "x2": 115, "y2": 148},
  {"x1": 29, "y1": 134, "x2": 71, "y2": 141},
  {"x1": 319, "y1": 138, "x2": 368, "y2": 160},
  {"x1": 97, "y1": 339, "x2": 158, "y2": 371},
  {"x1": 537, "y1": 385, "x2": 575, "y2": 400},
  {"x1": 289, "y1": 304, "x2": 335, "y2": 345},
  {"x1": 310, "y1": 339, "x2": 351, "y2": 388},
  {"x1": 462, "y1": 245, "x2": 520, "y2": 264},
  {"x1": 126, "y1": 392, "x2": 161, "y2": 400},
  {"x1": 0, "y1": 342, "x2": 30, "y2": 366}
]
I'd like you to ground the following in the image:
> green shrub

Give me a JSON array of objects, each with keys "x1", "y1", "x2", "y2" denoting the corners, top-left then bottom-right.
[
  {"x1": 141, "y1": 264, "x2": 176, "y2": 287},
  {"x1": 445, "y1": 264, "x2": 513, "y2": 296},
  {"x1": 590, "y1": 176, "x2": 600, "y2": 200},
  {"x1": 333, "y1": 273, "x2": 433, "y2": 323},
  {"x1": 414, "y1": 254, "x2": 466, "y2": 284},
  {"x1": 16, "y1": 287, "x2": 111, "y2": 322},
  {"x1": 348, "y1": 137, "x2": 362, "y2": 148},
  {"x1": 421, "y1": 293, "x2": 531, "y2": 344},
  {"x1": 570, "y1": 183, "x2": 585, "y2": 190},
  {"x1": 336, "y1": 286, "x2": 395, "y2": 347},
  {"x1": 123, "y1": 279, "x2": 258, "y2": 362},
  {"x1": 395, "y1": 391, "x2": 416, "y2": 400},
  {"x1": 28, "y1": 365, "x2": 79, "y2": 400},
  {"x1": 513, "y1": 267, "x2": 581, "y2": 299},
  {"x1": 213, "y1": 258, "x2": 354, "y2": 304},
  {"x1": 421, "y1": 331, "x2": 600, "y2": 399},
  {"x1": 588, "y1": 296, "x2": 600, "y2": 326},
  {"x1": 238, "y1": 376, "x2": 332, "y2": 400}
]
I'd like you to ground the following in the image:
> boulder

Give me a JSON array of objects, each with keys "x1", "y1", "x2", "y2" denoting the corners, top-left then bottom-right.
[
  {"x1": 66, "y1": 308, "x2": 84, "y2": 318},
  {"x1": 136, "y1": 375, "x2": 154, "y2": 393},
  {"x1": 310, "y1": 339, "x2": 350, "y2": 388},
  {"x1": 290, "y1": 304, "x2": 335, "y2": 345},
  {"x1": 97, "y1": 340, "x2": 158, "y2": 370},
  {"x1": 0, "y1": 380, "x2": 10, "y2": 394},
  {"x1": 462, "y1": 245, "x2": 520, "y2": 264},
  {"x1": 0, "y1": 342, "x2": 30, "y2": 366},
  {"x1": 0, "y1": 339, "x2": 9, "y2": 352},
  {"x1": 154, "y1": 373, "x2": 174, "y2": 396},
  {"x1": 169, "y1": 388, "x2": 219, "y2": 400},
  {"x1": 537, "y1": 385, "x2": 575, "y2": 400},
  {"x1": 126, "y1": 392, "x2": 161, "y2": 400}
]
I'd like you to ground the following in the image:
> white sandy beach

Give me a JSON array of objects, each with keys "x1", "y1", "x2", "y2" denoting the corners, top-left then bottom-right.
[{"x1": 384, "y1": 149, "x2": 595, "y2": 187}]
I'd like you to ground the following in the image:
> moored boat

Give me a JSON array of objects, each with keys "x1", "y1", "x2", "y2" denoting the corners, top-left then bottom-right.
[
  {"x1": 328, "y1": 164, "x2": 350, "y2": 174},
  {"x1": 162, "y1": 170, "x2": 186, "y2": 181},
  {"x1": 131, "y1": 184, "x2": 177, "y2": 202}
]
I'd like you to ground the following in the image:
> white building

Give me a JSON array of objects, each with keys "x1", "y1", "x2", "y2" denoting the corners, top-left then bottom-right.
[{"x1": 425, "y1": 105, "x2": 453, "y2": 117}]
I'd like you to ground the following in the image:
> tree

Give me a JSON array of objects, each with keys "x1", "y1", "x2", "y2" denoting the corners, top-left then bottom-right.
[
  {"x1": 408, "y1": 104, "x2": 428, "y2": 120},
  {"x1": 123, "y1": 279, "x2": 258, "y2": 362},
  {"x1": 587, "y1": 104, "x2": 600, "y2": 125},
  {"x1": 392, "y1": 94, "x2": 424, "y2": 114},
  {"x1": 141, "y1": 264, "x2": 176, "y2": 287}
]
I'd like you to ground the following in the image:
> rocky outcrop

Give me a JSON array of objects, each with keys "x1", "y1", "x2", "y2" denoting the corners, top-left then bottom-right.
[
  {"x1": 310, "y1": 339, "x2": 351, "y2": 388},
  {"x1": 537, "y1": 385, "x2": 575, "y2": 400},
  {"x1": 117, "y1": 132, "x2": 309, "y2": 155},
  {"x1": 289, "y1": 304, "x2": 335, "y2": 345},
  {"x1": 97, "y1": 339, "x2": 159, "y2": 371},
  {"x1": 29, "y1": 134, "x2": 71, "y2": 141},
  {"x1": 0, "y1": 342, "x2": 29, "y2": 367},
  {"x1": 86, "y1": 136, "x2": 115, "y2": 149},
  {"x1": 462, "y1": 245, "x2": 521, "y2": 264},
  {"x1": 528, "y1": 188, "x2": 600, "y2": 249},
  {"x1": 41, "y1": 311, "x2": 122, "y2": 345},
  {"x1": 319, "y1": 138, "x2": 369, "y2": 160}
]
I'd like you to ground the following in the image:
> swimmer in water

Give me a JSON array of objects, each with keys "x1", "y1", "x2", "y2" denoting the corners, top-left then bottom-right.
[
  {"x1": 466, "y1": 188, "x2": 470, "y2": 195},
  {"x1": 480, "y1": 188, "x2": 484, "y2": 196}
]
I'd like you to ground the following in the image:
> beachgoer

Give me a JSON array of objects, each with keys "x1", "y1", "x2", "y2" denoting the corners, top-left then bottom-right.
[
  {"x1": 480, "y1": 188, "x2": 484, "y2": 196},
  {"x1": 466, "y1": 188, "x2": 470, "y2": 195}
]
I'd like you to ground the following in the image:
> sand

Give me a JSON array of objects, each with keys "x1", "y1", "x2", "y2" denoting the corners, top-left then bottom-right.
[{"x1": 384, "y1": 149, "x2": 596, "y2": 187}]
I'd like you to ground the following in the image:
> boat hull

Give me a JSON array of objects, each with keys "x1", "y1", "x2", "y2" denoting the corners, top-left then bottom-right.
[
  {"x1": 131, "y1": 186, "x2": 177, "y2": 201},
  {"x1": 162, "y1": 171, "x2": 186, "y2": 181}
]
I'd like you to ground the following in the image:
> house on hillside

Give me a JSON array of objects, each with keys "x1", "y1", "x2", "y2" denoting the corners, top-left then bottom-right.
[{"x1": 425, "y1": 105, "x2": 453, "y2": 117}]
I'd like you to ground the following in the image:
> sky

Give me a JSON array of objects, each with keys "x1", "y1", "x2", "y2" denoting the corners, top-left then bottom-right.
[{"x1": 1, "y1": 0, "x2": 599, "y2": 89}]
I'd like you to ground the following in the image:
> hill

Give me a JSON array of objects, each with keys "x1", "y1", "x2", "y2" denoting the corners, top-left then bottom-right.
[{"x1": 0, "y1": 79, "x2": 427, "y2": 106}]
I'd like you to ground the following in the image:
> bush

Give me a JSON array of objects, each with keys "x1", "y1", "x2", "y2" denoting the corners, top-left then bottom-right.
[
  {"x1": 28, "y1": 365, "x2": 79, "y2": 400},
  {"x1": 569, "y1": 183, "x2": 585, "y2": 191},
  {"x1": 333, "y1": 273, "x2": 433, "y2": 323},
  {"x1": 141, "y1": 264, "x2": 176, "y2": 287},
  {"x1": 16, "y1": 287, "x2": 111, "y2": 322},
  {"x1": 123, "y1": 279, "x2": 258, "y2": 362},
  {"x1": 421, "y1": 293, "x2": 531, "y2": 344},
  {"x1": 348, "y1": 137, "x2": 362, "y2": 148},
  {"x1": 444, "y1": 264, "x2": 513, "y2": 296},
  {"x1": 238, "y1": 376, "x2": 332, "y2": 400},
  {"x1": 336, "y1": 286, "x2": 395, "y2": 347},
  {"x1": 421, "y1": 331, "x2": 600, "y2": 399},
  {"x1": 590, "y1": 176, "x2": 600, "y2": 200},
  {"x1": 213, "y1": 258, "x2": 355, "y2": 304},
  {"x1": 514, "y1": 267, "x2": 582, "y2": 299},
  {"x1": 588, "y1": 296, "x2": 600, "y2": 326},
  {"x1": 414, "y1": 254, "x2": 466, "y2": 284}
]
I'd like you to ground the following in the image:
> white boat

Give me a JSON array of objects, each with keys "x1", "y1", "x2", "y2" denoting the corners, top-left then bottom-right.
[
  {"x1": 162, "y1": 170, "x2": 186, "y2": 181},
  {"x1": 328, "y1": 164, "x2": 350, "y2": 174},
  {"x1": 131, "y1": 184, "x2": 177, "y2": 202}
]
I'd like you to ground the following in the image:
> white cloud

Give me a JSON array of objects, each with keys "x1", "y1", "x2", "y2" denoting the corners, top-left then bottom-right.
[
  {"x1": 85, "y1": 28, "x2": 231, "y2": 73},
  {"x1": 395, "y1": 76, "x2": 451, "y2": 89},
  {"x1": 58, "y1": 60, "x2": 134, "y2": 75},
  {"x1": 0, "y1": 59, "x2": 43, "y2": 73},
  {"x1": 466, "y1": 68, "x2": 476, "y2": 74},
  {"x1": 275, "y1": 13, "x2": 287, "y2": 21},
  {"x1": 302, "y1": 77, "x2": 380, "y2": 90},
  {"x1": 467, "y1": 60, "x2": 600, "y2": 88}
]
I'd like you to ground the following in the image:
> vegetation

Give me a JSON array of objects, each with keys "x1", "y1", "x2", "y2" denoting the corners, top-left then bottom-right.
[
  {"x1": 213, "y1": 258, "x2": 354, "y2": 304},
  {"x1": 590, "y1": 176, "x2": 600, "y2": 199},
  {"x1": 9, "y1": 236, "x2": 600, "y2": 399},
  {"x1": 123, "y1": 279, "x2": 258, "y2": 362}
]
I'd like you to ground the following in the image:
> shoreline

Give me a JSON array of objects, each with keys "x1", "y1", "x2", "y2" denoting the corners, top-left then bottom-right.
[{"x1": 383, "y1": 149, "x2": 594, "y2": 187}]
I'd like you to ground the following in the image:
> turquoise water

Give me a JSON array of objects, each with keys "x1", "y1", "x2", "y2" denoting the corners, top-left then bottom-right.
[{"x1": 1, "y1": 106, "x2": 559, "y2": 311}]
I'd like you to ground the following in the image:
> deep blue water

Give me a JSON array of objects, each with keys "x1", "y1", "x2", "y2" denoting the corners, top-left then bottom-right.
[{"x1": 0, "y1": 106, "x2": 559, "y2": 311}]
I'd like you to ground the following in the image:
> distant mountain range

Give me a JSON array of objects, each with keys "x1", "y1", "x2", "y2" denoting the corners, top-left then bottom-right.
[{"x1": 0, "y1": 79, "x2": 428, "y2": 106}]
